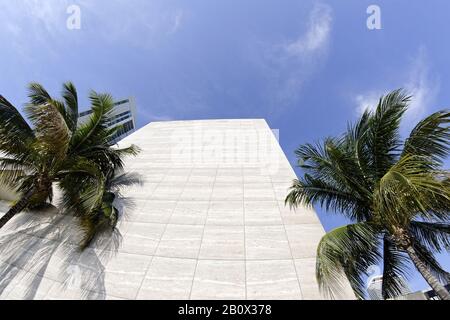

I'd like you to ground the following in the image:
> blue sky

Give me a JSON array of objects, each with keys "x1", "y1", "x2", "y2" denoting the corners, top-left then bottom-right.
[{"x1": 0, "y1": 0, "x2": 449, "y2": 294}]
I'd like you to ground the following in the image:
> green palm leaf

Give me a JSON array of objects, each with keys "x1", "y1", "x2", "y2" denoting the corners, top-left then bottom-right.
[
  {"x1": 25, "y1": 101, "x2": 70, "y2": 164},
  {"x1": 61, "y1": 82, "x2": 79, "y2": 133},
  {"x1": 316, "y1": 222, "x2": 381, "y2": 299},
  {"x1": 409, "y1": 221, "x2": 450, "y2": 252},
  {"x1": 71, "y1": 91, "x2": 115, "y2": 153},
  {"x1": 0, "y1": 95, "x2": 35, "y2": 158},
  {"x1": 366, "y1": 89, "x2": 410, "y2": 180},
  {"x1": 403, "y1": 110, "x2": 450, "y2": 165},
  {"x1": 381, "y1": 236, "x2": 412, "y2": 299}
]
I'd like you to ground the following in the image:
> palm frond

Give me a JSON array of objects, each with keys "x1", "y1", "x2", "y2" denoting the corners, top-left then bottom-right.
[
  {"x1": 316, "y1": 222, "x2": 382, "y2": 299},
  {"x1": 57, "y1": 157, "x2": 106, "y2": 214},
  {"x1": 402, "y1": 110, "x2": 450, "y2": 165},
  {"x1": 25, "y1": 101, "x2": 70, "y2": 163},
  {"x1": 381, "y1": 236, "x2": 412, "y2": 299},
  {"x1": 0, "y1": 95, "x2": 35, "y2": 157},
  {"x1": 70, "y1": 91, "x2": 115, "y2": 153},
  {"x1": 411, "y1": 240, "x2": 450, "y2": 283},
  {"x1": 345, "y1": 110, "x2": 374, "y2": 186},
  {"x1": 292, "y1": 138, "x2": 373, "y2": 220},
  {"x1": 62, "y1": 82, "x2": 79, "y2": 133},
  {"x1": 366, "y1": 89, "x2": 411, "y2": 180},
  {"x1": 77, "y1": 144, "x2": 140, "y2": 175},
  {"x1": 286, "y1": 176, "x2": 370, "y2": 221},
  {"x1": 409, "y1": 221, "x2": 450, "y2": 253},
  {"x1": 374, "y1": 154, "x2": 450, "y2": 225},
  {"x1": 63, "y1": 175, "x2": 105, "y2": 215},
  {"x1": 77, "y1": 170, "x2": 136, "y2": 249},
  {"x1": 0, "y1": 157, "x2": 32, "y2": 186},
  {"x1": 27, "y1": 82, "x2": 52, "y2": 105},
  {"x1": 325, "y1": 138, "x2": 373, "y2": 200}
]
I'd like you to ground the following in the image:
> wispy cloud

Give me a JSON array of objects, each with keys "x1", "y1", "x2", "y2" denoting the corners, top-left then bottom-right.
[
  {"x1": 404, "y1": 47, "x2": 439, "y2": 122},
  {"x1": 0, "y1": 0, "x2": 74, "y2": 56},
  {"x1": 254, "y1": 3, "x2": 333, "y2": 109},
  {"x1": 81, "y1": 1, "x2": 185, "y2": 47},
  {"x1": 354, "y1": 47, "x2": 439, "y2": 127},
  {"x1": 284, "y1": 3, "x2": 332, "y2": 58},
  {"x1": 1, "y1": 0, "x2": 68, "y2": 32},
  {"x1": 355, "y1": 91, "x2": 382, "y2": 115},
  {"x1": 0, "y1": 0, "x2": 185, "y2": 53}
]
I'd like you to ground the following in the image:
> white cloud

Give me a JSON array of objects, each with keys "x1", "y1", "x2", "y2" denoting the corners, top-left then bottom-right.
[
  {"x1": 404, "y1": 47, "x2": 439, "y2": 122},
  {"x1": 0, "y1": 0, "x2": 80, "y2": 34},
  {"x1": 355, "y1": 47, "x2": 439, "y2": 127},
  {"x1": 355, "y1": 91, "x2": 382, "y2": 115},
  {"x1": 82, "y1": 1, "x2": 185, "y2": 47},
  {"x1": 0, "y1": 0, "x2": 93, "y2": 59},
  {"x1": 0, "y1": 0, "x2": 72, "y2": 49},
  {"x1": 284, "y1": 3, "x2": 332, "y2": 58},
  {"x1": 263, "y1": 2, "x2": 333, "y2": 107},
  {"x1": 0, "y1": 1, "x2": 185, "y2": 53},
  {"x1": 22, "y1": 0, "x2": 66, "y2": 32}
]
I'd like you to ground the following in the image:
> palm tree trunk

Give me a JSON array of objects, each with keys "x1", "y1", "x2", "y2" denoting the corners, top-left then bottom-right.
[
  {"x1": 0, "y1": 188, "x2": 35, "y2": 229},
  {"x1": 406, "y1": 245, "x2": 450, "y2": 300}
]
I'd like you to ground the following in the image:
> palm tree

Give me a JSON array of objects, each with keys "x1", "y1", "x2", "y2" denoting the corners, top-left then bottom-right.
[
  {"x1": 68, "y1": 170, "x2": 142, "y2": 250},
  {"x1": 286, "y1": 90, "x2": 450, "y2": 300},
  {"x1": 0, "y1": 83, "x2": 139, "y2": 242}
]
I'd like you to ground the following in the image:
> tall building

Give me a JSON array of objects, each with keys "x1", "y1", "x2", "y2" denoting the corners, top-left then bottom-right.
[
  {"x1": 0, "y1": 119, "x2": 355, "y2": 300},
  {"x1": 367, "y1": 275, "x2": 411, "y2": 300},
  {"x1": 78, "y1": 97, "x2": 137, "y2": 143}
]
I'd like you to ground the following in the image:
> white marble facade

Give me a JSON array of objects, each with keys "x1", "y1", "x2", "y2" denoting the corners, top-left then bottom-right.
[{"x1": 0, "y1": 119, "x2": 354, "y2": 300}]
